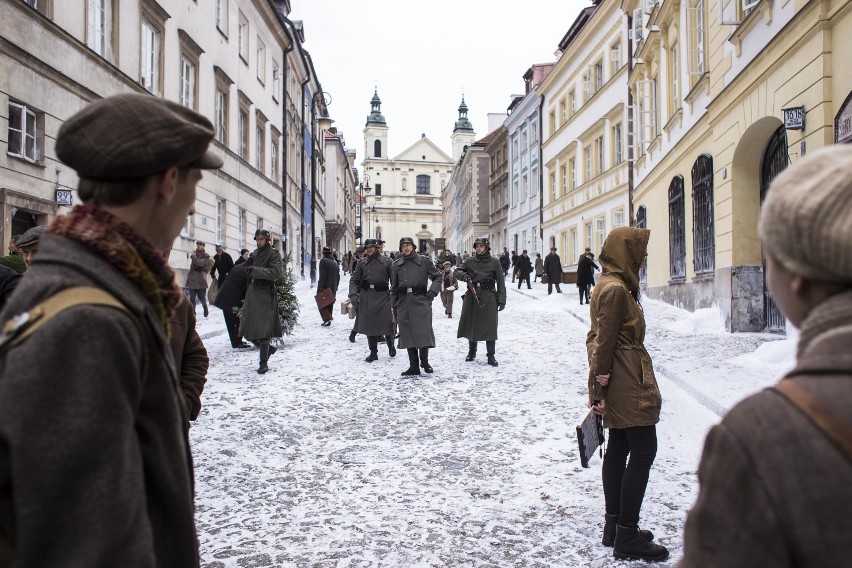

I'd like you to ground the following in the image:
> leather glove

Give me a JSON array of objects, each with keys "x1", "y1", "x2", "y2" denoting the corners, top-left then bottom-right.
[
  {"x1": 497, "y1": 304, "x2": 505, "y2": 311},
  {"x1": 454, "y1": 271, "x2": 468, "y2": 282},
  {"x1": 349, "y1": 294, "x2": 360, "y2": 309},
  {"x1": 245, "y1": 266, "x2": 254, "y2": 276},
  {"x1": 426, "y1": 290, "x2": 437, "y2": 301}
]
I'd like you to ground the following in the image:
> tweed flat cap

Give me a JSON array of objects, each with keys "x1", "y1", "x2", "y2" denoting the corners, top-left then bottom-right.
[
  {"x1": 760, "y1": 145, "x2": 852, "y2": 285},
  {"x1": 56, "y1": 93, "x2": 223, "y2": 180},
  {"x1": 14, "y1": 225, "x2": 47, "y2": 249}
]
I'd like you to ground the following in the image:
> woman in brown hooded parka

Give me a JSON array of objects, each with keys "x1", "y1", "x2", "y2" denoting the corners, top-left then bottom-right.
[{"x1": 586, "y1": 226, "x2": 668, "y2": 562}]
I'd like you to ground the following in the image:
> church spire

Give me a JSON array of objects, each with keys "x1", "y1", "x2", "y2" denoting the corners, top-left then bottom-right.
[
  {"x1": 453, "y1": 95, "x2": 473, "y2": 132},
  {"x1": 366, "y1": 88, "x2": 386, "y2": 126}
]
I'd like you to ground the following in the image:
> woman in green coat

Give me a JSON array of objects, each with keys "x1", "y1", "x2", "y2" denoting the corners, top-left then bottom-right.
[{"x1": 454, "y1": 236, "x2": 506, "y2": 366}]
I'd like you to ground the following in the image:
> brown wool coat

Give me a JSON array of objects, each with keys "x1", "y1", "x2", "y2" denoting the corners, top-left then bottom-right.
[
  {"x1": 169, "y1": 294, "x2": 209, "y2": 422},
  {"x1": 680, "y1": 290, "x2": 852, "y2": 568},
  {"x1": 586, "y1": 227, "x2": 661, "y2": 429},
  {"x1": 184, "y1": 251, "x2": 211, "y2": 290},
  {"x1": 0, "y1": 234, "x2": 198, "y2": 566}
]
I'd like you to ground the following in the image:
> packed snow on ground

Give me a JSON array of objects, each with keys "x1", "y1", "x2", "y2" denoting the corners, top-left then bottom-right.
[{"x1": 189, "y1": 272, "x2": 795, "y2": 567}]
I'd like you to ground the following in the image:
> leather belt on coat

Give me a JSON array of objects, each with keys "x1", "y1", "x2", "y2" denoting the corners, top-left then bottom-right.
[
  {"x1": 473, "y1": 279, "x2": 496, "y2": 291},
  {"x1": 360, "y1": 281, "x2": 389, "y2": 291},
  {"x1": 396, "y1": 284, "x2": 427, "y2": 296}
]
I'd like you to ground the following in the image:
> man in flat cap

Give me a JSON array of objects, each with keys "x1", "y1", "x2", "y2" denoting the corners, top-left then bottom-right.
[
  {"x1": 185, "y1": 240, "x2": 212, "y2": 317},
  {"x1": 0, "y1": 93, "x2": 222, "y2": 565},
  {"x1": 13, "y1": 225, "x2": 47, "y2": 271}
]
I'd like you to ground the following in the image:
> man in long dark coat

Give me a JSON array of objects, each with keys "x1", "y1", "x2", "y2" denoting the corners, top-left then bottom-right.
[
  {"x1": 349, "y1": 238, "x2": 395, "y2": 361},
  {"x1": 317, "y1": 246, "x2": 339, "y2": 326},
  {"x1": 577, "y1": 251, "x2": 600, "y2": 305},
  {"x1": 455, "y1": 236, "x2": 506, "y2": 367},
  {"x1": 391, "y1": 237, "x2": 441, "y2": 376},
  {"x1": 241, "y1": 229, "x2": 283, "y2": 374},
  {"x1": 210, "y1": 244, "x2": 234, "y2": 288},
  {"x1": 516, "y1": 250, "x2": 533, "y2": 289},
  {"x1": 543, "y1": 246, "x2": 563, "y2": 294},
  {"x1": 213, "y1": 262, "x2": 251, "y2": 348}
]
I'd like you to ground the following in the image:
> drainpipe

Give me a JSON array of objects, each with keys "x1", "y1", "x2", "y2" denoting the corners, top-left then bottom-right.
[
  {"x1": 626, "y1": 12, "x2": 635, "y2": 226},
  {"x1": 300, "y1": 74, "x2": 309, "y2": 280}
]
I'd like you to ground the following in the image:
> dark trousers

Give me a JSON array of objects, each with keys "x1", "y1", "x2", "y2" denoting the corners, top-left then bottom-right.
[
  {"x1": 222, "y1": 309, "x2": 243, "y2": 347},
  {"x1": 517, "y1": 274, "x2": 531, "y2": 289},
  {"x1": 319, "y1": 304, "x2": 333, "y2": 322},
  {"x1": 580, "y1": 284, "x2": 591, "y2": 303},
  {"x1": 602, "y1": 425, "x2": 658, "y2": 526},
  {"x1": 188, "y1": 288, "x2": 207, "y2": 310},
  {"x1": 548, "y1": 281, "x2": 562, "y2": 294}
]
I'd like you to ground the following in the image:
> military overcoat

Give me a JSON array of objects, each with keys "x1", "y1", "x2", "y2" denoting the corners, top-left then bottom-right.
[
  {"x1": 455, "y1": 253, "x2": 506, "y2": 342},
  {"x1": 349, "y1": 253, "x2": 393, "y2": 336},
  {"x1": 390, "y1": 253, "x2": 441, "y2": 349},
  {"x1": 240, "y1": 244, "x2": 283, "y2": 341}
]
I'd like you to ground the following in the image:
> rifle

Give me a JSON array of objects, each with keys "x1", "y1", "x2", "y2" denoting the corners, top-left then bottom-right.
[{"x1": 466, "y1": 278, "x2": 485, "y2": 308}]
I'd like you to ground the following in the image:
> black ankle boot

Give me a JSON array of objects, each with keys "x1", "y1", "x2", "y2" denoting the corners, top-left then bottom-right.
[
  {"x1": 419, "y1": 347, "x2": 433, "y2": 373},
  {"x1": 613, "y1": 524, "x2": 668, "y2": 562},
  {"x1": 602, "y1": 514, "x2": 654, "y2": 547},
  {"x1": 349, "y1": 330, "x2": 356, "y2": 343},
  {"x1": 366, "y1": 336, "x2": 379, "y2": 362},
  {"x1": 465, "y1": 342, "x2": 477, "y2": 362},
  {"x1": 257, "y1": 344, "x2": 270, "y2": 374},
  {"x1": 387, "y1": 336, "x2": 397, "y2": 357},
  {"x1": 486, "y1": 341, "x2": 498, "y2": 366},
  {"x1": 401, "y1": 348, "x2": 420, "y2": 376}
]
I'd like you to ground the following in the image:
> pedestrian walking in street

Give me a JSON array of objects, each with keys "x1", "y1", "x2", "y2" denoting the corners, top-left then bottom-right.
[
  {"x1": 534, "y1": 252, "x2": 544, "y2": 282},
  {"x1": 455, "y1": 236, "x2": 506, "y2": 366},
  {"x1": 510, "y1": 250, "x2": 519, "y2": 282},
  {"x1": 241, "y1": 229, "x2": 283, "y2": 374},
  {"x1": 185, "y1": 240, "x2": 213, "y2": 317},
  {"x1": 680, "y1": 145, "x2": 852, "y2": 568},
  {"x1": 586, "y1": 226, "x2": 668, "y2": 562},
  {"x1": 348, "y1": 238, "x2": 396, "y2": 361},
  {"x1": 500, "y1": 248, "x2": 510, "y2": 278},
  {"x1": 544, "y1": 246, "x2": 563, "y2": 294},
  {"x1": 577, "y1": 251, "x2": 599, "y2": 305},
  {"x1": 213, "y1": 262, "x2": 251, "y2": 348},
  {"x1": 391, "y1": 237, "x2": 441, "y2": 376},
  {"x1": 317, "y1": 246, "x2": 339, "y2": 326},
  {"x1": 0, "y1": 92, "x2": 222, "y2": 564},
  {"x1": 440, "y1": 260, "x2": 458, "y2": 318},
  {"x1": 516, "y1": 250, "x2": 533, "y2": 290},
  {"x1": 211, "y1": 243, "x2": 234, "y2": 288}
]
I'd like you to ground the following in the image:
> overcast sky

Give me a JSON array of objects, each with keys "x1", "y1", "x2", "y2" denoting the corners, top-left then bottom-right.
[{"x1": 291, "y1": 1, "x2": 585, "y2": 160}]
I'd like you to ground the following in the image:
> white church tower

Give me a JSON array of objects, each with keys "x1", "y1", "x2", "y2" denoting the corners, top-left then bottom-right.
[
  {"x1": 451, "y1": 96, "x2": 476, "y2": 162},
  {"x1": 363, "y1": 89, "x2": 388, "y2": 161}
]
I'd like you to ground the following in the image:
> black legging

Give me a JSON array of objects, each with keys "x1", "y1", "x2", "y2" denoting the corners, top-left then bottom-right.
[{"x1": 602, "y1": 425, "x2": 657, "y2": 527}]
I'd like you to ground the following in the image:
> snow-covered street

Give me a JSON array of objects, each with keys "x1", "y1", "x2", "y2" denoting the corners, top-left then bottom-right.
[{"x1": 190, "y1": 272, "x2": 795, "y2": 567}]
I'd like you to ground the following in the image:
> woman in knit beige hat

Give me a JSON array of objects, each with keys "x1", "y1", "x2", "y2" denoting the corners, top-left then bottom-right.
[{"x1": 681, "y1": 144, "x2": 852, "y2": 567}]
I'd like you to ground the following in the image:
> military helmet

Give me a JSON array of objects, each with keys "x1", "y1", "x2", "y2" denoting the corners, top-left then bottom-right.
[
  {"x1": 363, "y1": 238, "x2": 379, "y2": 248},
  {"x1": 399, "y1": 236, "x2": 415, "y2": 249},
  {"x1": 474, "y1": 236, "x2": 490, "y2": 248},
  {"x1": 255, "y1": 228, "x2": 271, "y2": 239}
]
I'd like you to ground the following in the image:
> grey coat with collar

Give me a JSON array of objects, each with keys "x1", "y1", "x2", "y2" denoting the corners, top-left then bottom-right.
[
  {"x1": 349, "y1": 253, "x2": 393, "y2": 337},
  {"x1": 390, "y1": 253, "x2": 441, "y2": 349},
  {"x1": 0, "y1": 234, "x2": 198, "y2": 566}
]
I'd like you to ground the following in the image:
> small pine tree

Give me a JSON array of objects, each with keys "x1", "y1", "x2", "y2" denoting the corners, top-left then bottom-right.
[{"x1": 275, "y1": 252, "x2": 299, "y2": 337}]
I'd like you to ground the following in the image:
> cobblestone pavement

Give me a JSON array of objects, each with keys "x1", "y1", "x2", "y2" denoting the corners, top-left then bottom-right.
[{"x1": 191, "y1": 276, "x2": 789, "y2": 567}]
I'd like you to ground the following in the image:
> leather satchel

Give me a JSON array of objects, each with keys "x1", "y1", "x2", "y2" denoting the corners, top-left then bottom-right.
[{"x1": 315, "y1": 288, "x2": 335, "y2": 309}]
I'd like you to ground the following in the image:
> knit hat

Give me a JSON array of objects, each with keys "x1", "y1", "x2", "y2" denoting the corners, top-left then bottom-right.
[{"x1": 759, "y1": 145, "x2": 852, "y2": 285}]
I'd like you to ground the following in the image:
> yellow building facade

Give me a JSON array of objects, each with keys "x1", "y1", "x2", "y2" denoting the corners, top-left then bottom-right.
[{"x1": 627, "y1": 0, "x2": 852, "y2": 332}]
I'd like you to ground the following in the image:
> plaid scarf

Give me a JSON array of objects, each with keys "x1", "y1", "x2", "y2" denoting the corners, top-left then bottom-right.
[{"x1": 47, "y1": 205, "x2": 181, "y2": 334}]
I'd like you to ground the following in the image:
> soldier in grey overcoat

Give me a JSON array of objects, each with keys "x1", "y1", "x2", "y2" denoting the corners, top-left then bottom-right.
[
  {"x1": 240, "y1": 229, "x2": 283, "y2": 374},
  {"x1": 391, "y1": 237, "x2": 442, "y2": 376},
  {"x1": 348, "y1": 238, "x2": 396, "y2": 362},
  {"x1": 454, "y1": 236, "x2": 506, "y2": 366}
]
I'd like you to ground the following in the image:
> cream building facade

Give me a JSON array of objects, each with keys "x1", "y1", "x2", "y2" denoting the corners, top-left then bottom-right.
[
  {"x1": 540, "y1": 0, "x2": 630, "y2": 272},
  {"x1": 485, "y1": 126, "x2": 509, "y2": 254},
  {"x1": 322, "y1": 130, "x2": 356, "y2": 256},
  {"x1": 625, "y1": 0, "x2": 852, "y2": 332},
  {"x1": 361, "y1": 91, "x2": 454, "y2": 254}
]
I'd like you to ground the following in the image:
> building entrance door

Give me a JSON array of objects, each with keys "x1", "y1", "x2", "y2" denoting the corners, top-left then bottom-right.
[{"x1": 760, "y1": 125, "x2": 789, "y2": 333}]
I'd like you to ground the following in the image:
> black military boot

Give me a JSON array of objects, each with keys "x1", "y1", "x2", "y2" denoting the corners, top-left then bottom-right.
[
  {"x1": 365, "y1": 336, "x2": 379, "y2": 362},
  {"x1": 401, "y1": 348, "x2": 420, "y2": 376},
  {"x1": 613, "y1": 524, "x2": 669, "y2": 562},
  {"x1": 602, "y1": 514, "x2": 654, "y2": 547},
  {"x1": 465, "y1": 342, "x2": 477, "y2": 362},
  {"x1": 349, "y1": 329, "x2": 356, "y2": 343},
  {"x1": 387, "y1": 335, "x2": 397, "y2": 357},
  {"x1": 486, "y1": 341, "x2": 498, "y2": 367},
  {"x1": 419, "y1": 347, "x2": 433, "y2": 373},
  {"x1": 257, "y1": 344, "x2": 270, "y2": 374}
]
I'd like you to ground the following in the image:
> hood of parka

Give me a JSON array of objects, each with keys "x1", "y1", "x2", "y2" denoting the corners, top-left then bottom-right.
[{"x1": 599, "y1": 226, "x2": 650, "y2": 292}]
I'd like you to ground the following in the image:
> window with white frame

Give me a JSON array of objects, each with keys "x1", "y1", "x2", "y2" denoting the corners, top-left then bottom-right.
[
  {"x1": 584, "y1": 147, "x2": 592, "y2": 181},
  {"x1": 549, "y1": 171, "x2": 556, "y2": 202},
  {"x1": 687, "y1": 0, "x2": 706, "y2": 82},
  {"x1": 570, "y1": 227, "x2": 578, "y2": 261},
  {"x1": 215, "y1": 88, "x2": 228, "y2": 143},
  {"x1": 512, "y1": 179, "x2": 519, "y2": 206},
  {"x1": 614, "y1": 208, "x2": 625, "y2": 228},
  {"x1": 595, "y1": 136, "x2": 604, "y2": 176},
  {"x1": 635, "y1": 79, "x2": 657, "y2": 155},
  {"x1": 272, "y1": 61, "x2": 280, "y2": 102},
  {"x1": 562, "y1": 231, "x2": 569, "y2": 261},
  {"x1": 531, "y1": 119, "x2": 538, "y2": 143},
  {"x1": 512, "y1": 137, "x2": 519, "y2": 161},
  {"x1": 238, "y1": 109, "x2": 248, "y2": 160},
  {"x1": 140, "y1": 19, "x2": 160, "y2": 93},
  {"x1": 611, "y1": 41, "x2": 622, "y2": 72},
  {"x1": 216, "y1": 0, "x2": 228, "y2": 34},
  {"x1": 521, "y1": 129, "x2": 528, "y2": 151},
  {"x1": 569, "y1": 158, "x2": 576, "y2": 189},
  {"x1": 7, "y1": 102, "x2": 39, "y2": 163},
  {"x1": 271, "y1": 135, "x2": 279, "y2": 180},
  {"x1": 596, "y1": 217, "x2": 606, "y2": 250},
  {"x1": 669, "y1": 41, "x2": 680, "y2": 114},
  {"x1": 180, "y1": 56, "x2": 196, "y2": 109},
  {"x1": 613, "y1": 123, "x2": 623, "y2": 165},
  {"x1": 585, "y1": 222, "x2": 593, "y2": 251},
  {"x1": 216, "y1": 199, "x2": 225, "y2": 245},
  {"x1": 560, "y1": 164, "x2": 567, "y2": 195},
  {"x1": 594, "y1": 60, "x2": 604, "y2": 92},
  {"x1": 256, "y1": 37, "x2": 266, "y2": 83},
  {"x1": 521, "y1": 174, "x2": 528, "y2": 202},
  {"x1": 549, "y1": 111, "x2": 556, "y2": 135},
  {"x1": 238, "y1": 208, "x2": 246, "y2": 250},
  {"x1": 570, "y1": 90, "x2": 577, "y2": 115},
  {"x1": 560, "y1": 99, "x2": 567, "y2": 124},
  {"x1": 238, "y1": 11, "x2": 248, "y2": 62},
  {"x1": 255, "y1": 123, "x2": 264, "y2": 170},
  {"x1": 86, "y1": 0, "x2": 108, "y2": 57},
  {"x1": 182, "y1": 214, "x2": 192, "y2": 238},
  {"x1": 531, "y1": 166, "x2": 538, "y2": 198}
]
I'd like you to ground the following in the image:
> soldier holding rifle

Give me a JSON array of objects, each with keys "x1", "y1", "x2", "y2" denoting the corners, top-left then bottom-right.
[{"x1": 454, "y1": 236, "x2": 506, "y2": 366}]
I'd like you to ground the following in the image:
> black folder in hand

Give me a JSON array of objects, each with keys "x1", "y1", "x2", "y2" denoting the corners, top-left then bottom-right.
[{"x1": 576, "y1": 406, "x2": 605, "y2": 468}]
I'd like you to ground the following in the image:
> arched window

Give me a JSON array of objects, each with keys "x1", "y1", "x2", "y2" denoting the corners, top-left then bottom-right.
[
  {"x1": 636, "y1": 205, "x2": 647, "y2": 286},
  {"x1": 668, "y1": 175, "x2": 686, "y2": 279},
  {"x1": 416, "y1": 175, "x2": 431, "y2": 194},
  {"x1": 692, "y1": 154, "x2": 715, "y2": 274},
  {"x1": 374, "y1": 139, "x2": 381, "y2": 158}
]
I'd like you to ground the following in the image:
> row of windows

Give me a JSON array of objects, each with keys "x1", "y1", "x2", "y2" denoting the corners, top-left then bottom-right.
[
  {"x1": 548, "y1": 123, "x2": 624, "y2": 201},
  {"x1": 182, "y1": 199, "x2": 263, "y2": 253},
  {"x1": 511, "y1": 166, "x2": 539, "y2": 207},
  {"x1": 667, "y1": 154, "x2": 715, "y2": 278},
  {"x1": 553, "y1": 208, "x2": 626, "y2": 263}
]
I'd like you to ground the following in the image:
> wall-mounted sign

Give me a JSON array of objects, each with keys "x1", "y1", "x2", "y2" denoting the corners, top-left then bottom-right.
[
  {"x1": 55, "y1": 187, "x2": 73, "y2": 206},
  {"x1": 783, "y1": 106, "x2": 805, "y2": 131},
  {"x1": 836, "y1": 93, "x2": 852, "y2": 144}
]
